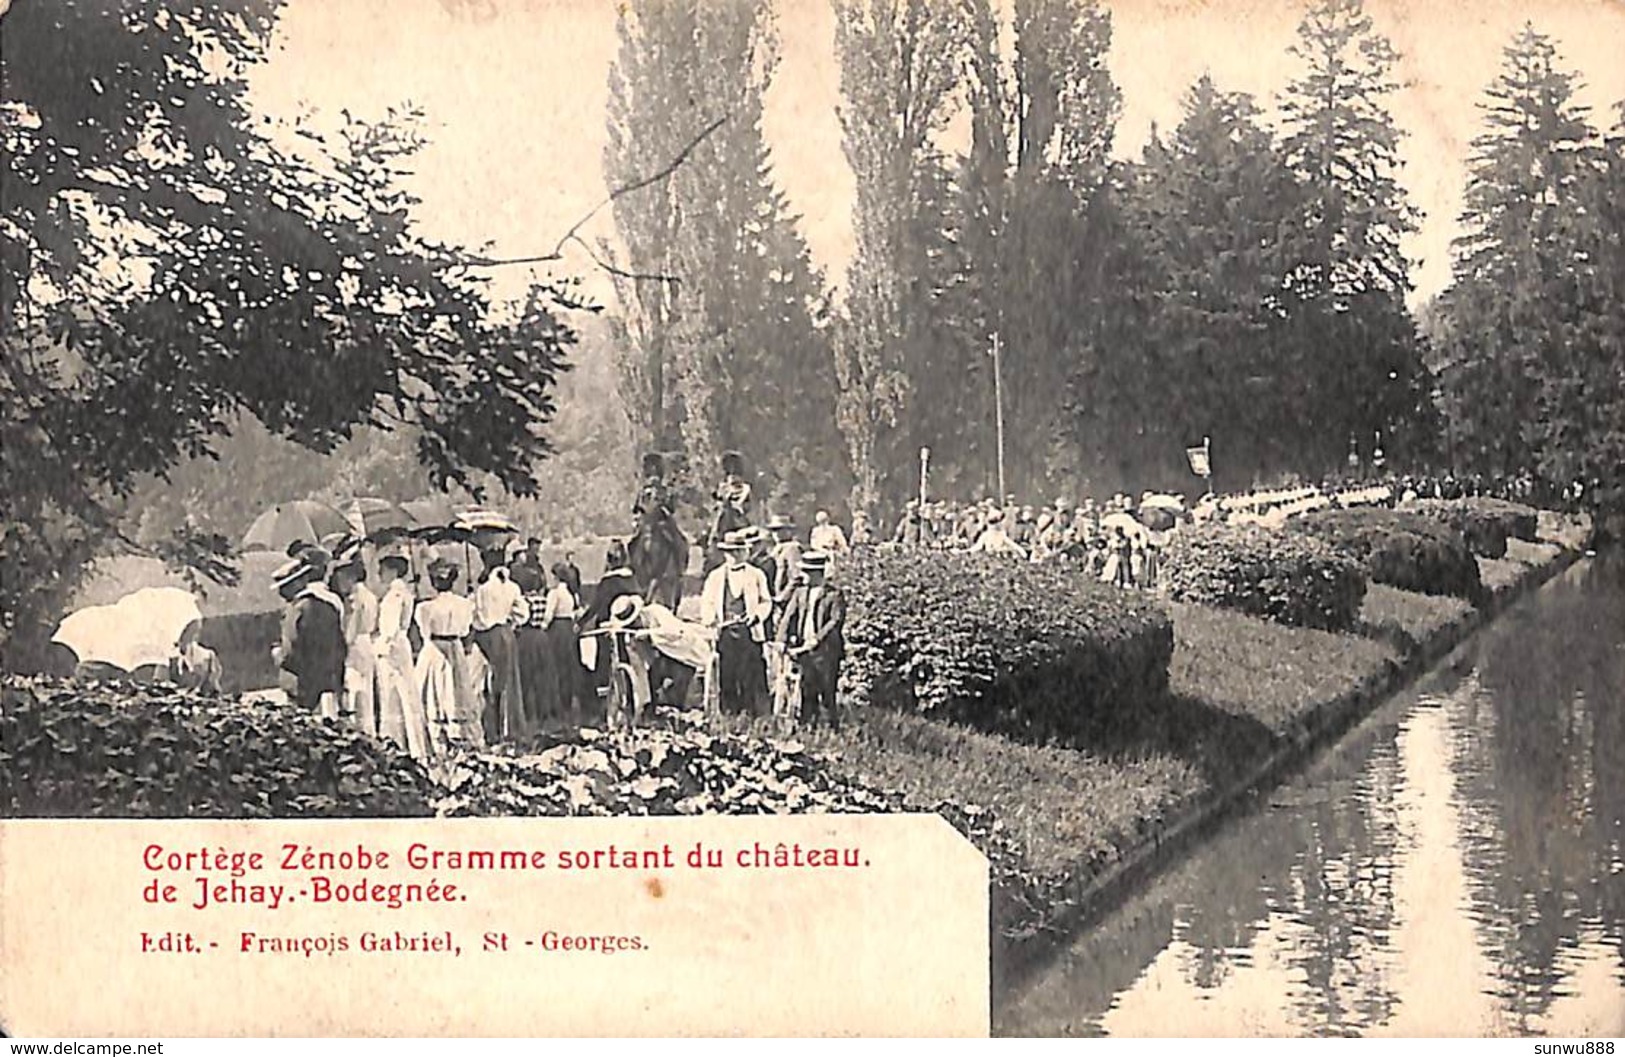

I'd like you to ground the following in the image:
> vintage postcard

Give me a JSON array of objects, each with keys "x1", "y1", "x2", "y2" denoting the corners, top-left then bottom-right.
[{"x1": 2, "y1": 0, "x2": 1622, "y2": 1040}]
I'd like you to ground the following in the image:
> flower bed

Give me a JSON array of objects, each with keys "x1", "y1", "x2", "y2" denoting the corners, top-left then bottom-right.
[
  {"x1": 0, "y1": 676, "x2": 438, "y2": 817},
  {"x1": 833, "y1": 550, "x2": 1174, "y2": 746},
  {"x1": 1161, "y1": 523, "x2": 1367, "y2": 631},
  {"x1": 1293, "y1": 508, "x2": 1484, "y2": 603},
  {"x1": 434, "y1": 715, "x2": 906, "y2": 818},
  {"x1": 1403, "y1": 497, "x2": 1540, "y2": 558}
]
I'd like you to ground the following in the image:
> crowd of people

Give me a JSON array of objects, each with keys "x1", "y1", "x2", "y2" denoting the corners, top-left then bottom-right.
[
  {"x1": 880, "y1": 493, "x2": 1176, "y2": 586},
  {"x1": 268, "y1": 499, "x2": 852, "y2": 763},
  {"x1": 258, "y1": 452, "x2": 1589, "y2": 765},
  {"x1": 857, "y1": 467, "x2": 1586, "y2": 588}
]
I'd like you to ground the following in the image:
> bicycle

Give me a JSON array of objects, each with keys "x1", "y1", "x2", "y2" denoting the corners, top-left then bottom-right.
[{"x1": 581, "y1": 624, "x2": 647, "y2": 733}]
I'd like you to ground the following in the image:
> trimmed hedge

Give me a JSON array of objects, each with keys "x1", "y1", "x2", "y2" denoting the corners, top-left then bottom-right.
[
  {"x1": 833, "y1": 549, "x2": 1174, "y2": 746},
  {"x1": 1161, "y1": 523, "x2": 1367, "y2": 631},
  {"x1": 1506, "y1": 538, "x2": 1562, "y2": 567},
  {"x1": 0, "y1": 676, "x2": 437, "y2": 817},
  {"x1": 1404, "y1": 497, "x2": 1539, "y2": 558},
  {"x1": 1293, "y1": 508, "x2": 1485, "y2": 603}
]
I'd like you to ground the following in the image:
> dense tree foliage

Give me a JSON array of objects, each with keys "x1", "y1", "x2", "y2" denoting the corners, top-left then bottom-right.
[
  {"x1": 1275, "y1": 0, "x2": 1436, "y2": 475},
  {"x1": 1439, "y1": 25, "x2": 1625, "y2": 513},
  {"x1": 960, "y1": 0, "x2": 1123, "y2": 499},
  {"x1": 9, "y1": 0, "x2": 1617, "y2": 672},
  {"x1": 1, "y1": 0, "x2": 578, "y2": 666},
  {"x1": 1075, "y1": 78, "x2": 1308, "y2": 490},
  {"x1": 120, "y1": 315, "x2": 637, "y2": 547},
  {"x1": 1068, "y1": 0, "x2": 1437, "y2": 493}
]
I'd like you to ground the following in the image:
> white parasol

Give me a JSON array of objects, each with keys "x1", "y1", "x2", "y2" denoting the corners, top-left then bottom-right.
[
  {"x1": 52, "y1": 587, "x2": 203, "y2": 673},
  {"x1": 1100, "y1": 511, "x2": 1149, "y2": 540},
  {"x1": 1140, "y1": 494, "x2": 1187, "y2": 512}
]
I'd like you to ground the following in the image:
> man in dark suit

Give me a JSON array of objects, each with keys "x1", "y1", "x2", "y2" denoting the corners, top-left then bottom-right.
[
  {"x1": 774, "y1": 551, "x2": 845, "y2": 729},
  {"x1": 272, "y1": 548, "x2": 346, "y2": 714},
  {"x1": 578, "y1": 541, "x2": 640, "y2": 704}
]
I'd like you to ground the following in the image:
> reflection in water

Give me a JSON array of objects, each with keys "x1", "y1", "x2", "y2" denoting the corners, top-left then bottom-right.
[{"x1": 1000, "y1": 555, "x2": 1625, "y2": 1037}]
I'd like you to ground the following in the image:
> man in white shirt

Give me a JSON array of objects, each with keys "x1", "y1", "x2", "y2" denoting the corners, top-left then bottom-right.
[
  {"x1": 970, "y1": 508, "x2": 1027, "y2": 559},
  {"x1": 699, "y1": 530, "x2": 772, "y2": 716},
  {"x1": 472, "y1": 549, "x2": 531, "y2": 741},
  {"x1": 809, "y1": 510, "x2": 850, "y2": 555},
  {"x1": 608, "y1": 594, "x2": 713, "y2": 711}
]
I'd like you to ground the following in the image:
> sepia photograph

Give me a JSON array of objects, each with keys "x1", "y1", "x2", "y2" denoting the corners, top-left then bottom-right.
[{"x1": 2, "y1": 0, "x2": 1623, "y2": 1039}]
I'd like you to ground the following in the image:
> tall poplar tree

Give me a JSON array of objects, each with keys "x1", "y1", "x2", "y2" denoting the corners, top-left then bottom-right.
[
  {"x1": 831, "y1": 0, "x2": 975, "y2": 514},
  {"x1": 604, "y1": 0, "x2": 846, "y2": 513},
  {"x1": 959, "y1": 0, "x2": 1122, "y2": 498}
]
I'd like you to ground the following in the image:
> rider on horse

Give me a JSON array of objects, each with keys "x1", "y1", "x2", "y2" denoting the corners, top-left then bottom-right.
[
  {"x1": 707, "y1": 450, "x2": 754, "y2": 569},
  {"x1": 629, "y1": 452, "x2": 689, "y2": 608}
]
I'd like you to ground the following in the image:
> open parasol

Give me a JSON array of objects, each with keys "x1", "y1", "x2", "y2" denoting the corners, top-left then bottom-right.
[
  {"x1": 242, "y1": 500, "x2": 353, "y2": 553},
  {"x1": 345, "y1": 497, "x2": 414, "y2": 539},
  {"x1": 1100, "y1": 511, "x2": 1150, "y2": 542},
  {"x1": 411, "y1": 509, "x2": 520, "y2": 579},
  {"x1": 402, "y1": 496, "x2": 456, "y2": 535},
  {"x1": 52, "y1": 587, "x2": 202, "y2": 674}
]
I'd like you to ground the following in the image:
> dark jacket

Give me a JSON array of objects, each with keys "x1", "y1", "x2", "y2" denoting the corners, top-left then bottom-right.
[
  {"x1": 578, "y1": 569, "x2": 638, "y2": 633},
  {"x1": 775, "y1": 583, "x2": 846, "y2": 663},
  {"x1": 509, "y1": 555, "x2": 545, "y2": 594},
  {"x1": 279, "y1": 594, "x2": 345, "y2": 697},
  {"x1": 892, "y1": 512, "x2": 929, "y2": 546}
]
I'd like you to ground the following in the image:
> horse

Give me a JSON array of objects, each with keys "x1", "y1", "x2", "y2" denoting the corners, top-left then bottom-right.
[{"x1": 628, "y1": 506, "x2": 689, "y2": 610}]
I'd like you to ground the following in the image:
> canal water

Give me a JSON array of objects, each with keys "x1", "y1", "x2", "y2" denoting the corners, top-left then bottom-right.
[{"x1": 999, "y1": 552, "x2": 1625, "y2": 1037}]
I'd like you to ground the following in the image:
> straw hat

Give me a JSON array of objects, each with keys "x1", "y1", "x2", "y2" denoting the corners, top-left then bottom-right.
[
  {"x1": 606, "y1": 594, "x2": 645, "y2": 629},
  {"x1": 272, "y1": 548, "x2": 329, "y2": 592}
]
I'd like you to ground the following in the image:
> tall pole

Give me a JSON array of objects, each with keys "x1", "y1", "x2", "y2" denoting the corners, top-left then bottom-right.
[{"x1": 992, "y1": 331, "x2": 1007, "y2": 502}]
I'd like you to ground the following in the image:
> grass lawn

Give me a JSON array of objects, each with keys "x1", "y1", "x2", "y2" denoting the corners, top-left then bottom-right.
[
  {"x1": 1478, "y1": 555, "x2": 1528, "y2": 595},
  {"x1": 1358, "y1": 583, "x2": 1475, "y2": 652},
  {"x1": 794, "y1": 711, "x2": 1202, "y2": 878},
  {"x1": 1167, "y1": 602, "x2": 1400, "y2": 736}
]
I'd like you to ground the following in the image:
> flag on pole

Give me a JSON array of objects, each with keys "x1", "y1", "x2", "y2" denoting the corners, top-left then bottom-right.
[{"x1": 1186, "y1": 443, "x2": 1211, "y2": 479}]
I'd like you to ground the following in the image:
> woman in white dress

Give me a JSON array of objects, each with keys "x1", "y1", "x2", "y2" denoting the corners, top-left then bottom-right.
[
  {"x1": 413, "y1": 559, "x2": 485, "y2": 756},
  {"x1": 332, "y1": 547, "x2": 378, "y2": 735},
  {"x1": 375, "y1": 551, "x2": 430, "y2": 761}
]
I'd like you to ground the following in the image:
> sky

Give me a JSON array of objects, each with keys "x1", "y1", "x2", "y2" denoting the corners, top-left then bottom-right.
[{"x1": 248, "y1": 0, "x2": 1625, "y2": 311}]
